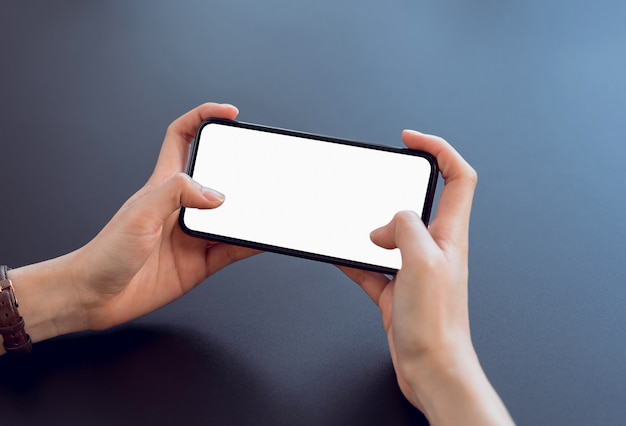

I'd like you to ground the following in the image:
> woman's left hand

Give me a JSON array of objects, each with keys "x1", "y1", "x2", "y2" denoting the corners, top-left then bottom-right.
[{"x1": 4, "y1": 103, "x2": 259, "y2": 350}]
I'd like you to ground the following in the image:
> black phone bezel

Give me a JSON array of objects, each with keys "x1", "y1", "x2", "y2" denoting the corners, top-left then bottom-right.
[{"x1": 179, "y1": 119, "x2": 439, "y2": 275}]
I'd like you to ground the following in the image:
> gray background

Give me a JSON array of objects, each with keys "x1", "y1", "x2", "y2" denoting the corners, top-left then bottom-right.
[{"x1": 1, "y1": 1, "x2": 625, "y2": 425}]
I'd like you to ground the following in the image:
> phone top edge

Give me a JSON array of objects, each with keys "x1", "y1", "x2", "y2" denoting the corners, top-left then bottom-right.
[{"x1": 198, "y1": 118, "x2": 438, "y2": 165}]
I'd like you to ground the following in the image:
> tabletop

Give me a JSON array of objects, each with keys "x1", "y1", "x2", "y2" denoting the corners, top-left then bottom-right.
[{"x1": 1, "y1": 1, "x2": 625, "y2": 425}]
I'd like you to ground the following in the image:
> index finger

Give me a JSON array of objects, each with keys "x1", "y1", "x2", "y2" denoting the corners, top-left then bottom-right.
[
  {"x1": 402, "y1": 130, "x2": 477, "y2": 250},
  {"x1": 149, "y1": 103, "x2": 239, "y2": 184}
]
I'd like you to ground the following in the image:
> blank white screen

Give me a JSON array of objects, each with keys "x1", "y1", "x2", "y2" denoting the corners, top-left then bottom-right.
[{"x1": 183, "y1": 123, "x2": 433, "y2": 271}]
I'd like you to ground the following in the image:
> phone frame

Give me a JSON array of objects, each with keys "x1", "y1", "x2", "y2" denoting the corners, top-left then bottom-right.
[{"x1": 179, "y1": 119, "x2": 439, "y2": 274}]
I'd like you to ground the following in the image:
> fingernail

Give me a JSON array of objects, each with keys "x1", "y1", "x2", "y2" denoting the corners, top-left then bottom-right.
[
  {"x1": 202, "y1": 186, "x2": 225, "y2": 202},
  {"x1": 404, "y1": 129, "x2": 422, "y2": 135},
  {"x1": 221, "y1": 103, "x2": 239, "y2": 114},
  {"x1": 370, "y1": 226, "x2": 383, "y2": 237}
]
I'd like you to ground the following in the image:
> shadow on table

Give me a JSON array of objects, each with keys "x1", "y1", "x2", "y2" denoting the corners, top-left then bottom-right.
[{"x1": 0, "y1": 325, "x2": 428, "y2": 425}]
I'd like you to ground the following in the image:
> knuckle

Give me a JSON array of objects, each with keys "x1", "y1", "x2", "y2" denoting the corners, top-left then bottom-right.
[
  {"x1": 466, "y1": 166, "x2": 478, "y2": 186},
  {"x1": 394, "y1": 210, "x2": 421, "y2": 227},
  {"x1": 170, "y1": 172, "x2": 191, "y2": 187},
  {"x1": 165, "y1": 119, "x2": 180, "y2": 137},
  {"x1": 417, "y1": 248, "x2": 447, "y2": 272},
  {"x1": 165, "y1": 173, "x2": 192, "y2": 205}
]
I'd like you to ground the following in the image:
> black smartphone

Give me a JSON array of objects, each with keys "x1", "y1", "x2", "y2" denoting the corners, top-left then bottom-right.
[{"x1": 179, "y1": 119, "x2": 438, "y2": 274}]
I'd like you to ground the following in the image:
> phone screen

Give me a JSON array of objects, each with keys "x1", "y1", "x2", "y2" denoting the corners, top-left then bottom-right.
[{"x1": 180, "y1": 120, "x2": 438, "y2": 274}]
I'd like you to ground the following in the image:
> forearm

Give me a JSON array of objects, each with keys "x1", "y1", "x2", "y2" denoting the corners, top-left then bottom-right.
[
  {"x1": 0, "y1": 253, "x2": 87, "y2": 355},
  {"x1": 409, "y1": 349, "x2": 514, "y2": 426}
]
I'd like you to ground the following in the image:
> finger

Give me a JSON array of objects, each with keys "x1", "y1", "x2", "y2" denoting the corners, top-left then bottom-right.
[
  {"x1": 402, "y1": 130, "x2": 477, "y2": 248},
  {"x1": 137, "y1": 173, "x2": 225, "y2": 227},
  {"x1": 370, "y1": 210, "x2": 437, "y2": 272},
  {"x1": 150, "y1": 103, "x2": 239, "y2": 183},
  {"x1": 205, "y1": 243, "x2": 262, "y2": 276},
  {"x1": 337, "y1": 265, "x2": 390, "y2": 307}
]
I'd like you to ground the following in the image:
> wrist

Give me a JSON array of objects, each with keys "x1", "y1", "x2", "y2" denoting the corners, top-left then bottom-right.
[
  {"x1": 402, "y1": 342, "x2": 513, "y2": 425},
  {"x1": 0, "y1": 253, "x2": 88, "y2": 355},
  {"x1": 400, "y1": 339, "x2": 476, "y2": 405}
]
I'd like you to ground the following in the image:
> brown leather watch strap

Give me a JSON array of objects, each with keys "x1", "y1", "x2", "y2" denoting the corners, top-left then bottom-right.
[{"x1": 0, "y1": 265, "x2": 33, "y2": 354}]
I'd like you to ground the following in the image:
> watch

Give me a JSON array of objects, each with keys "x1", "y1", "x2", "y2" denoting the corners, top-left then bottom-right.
[{"x1": 0, "y1": 265, "x2": 33, "y2": 354}]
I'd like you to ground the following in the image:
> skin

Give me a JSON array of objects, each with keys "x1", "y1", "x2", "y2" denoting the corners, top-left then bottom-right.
[
  {"x1": 5, "y1": 103, "x2": 259, "y2": 344},
  {"x1": 2, "y1": 104, "x2": 513, "y2": 425},
  {"x1": 340, "y1": 130, "x2": 513, "y2": 425}
]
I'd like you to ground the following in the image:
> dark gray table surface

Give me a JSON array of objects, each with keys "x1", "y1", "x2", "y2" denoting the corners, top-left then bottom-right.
[{"x1": 1, "y1": 1, "x2": 625, "y2": 425}]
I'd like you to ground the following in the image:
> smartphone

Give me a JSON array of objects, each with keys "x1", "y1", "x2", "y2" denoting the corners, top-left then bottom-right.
[{"x1": 179, "y1": 119, "x2": 438, "y2": 274}]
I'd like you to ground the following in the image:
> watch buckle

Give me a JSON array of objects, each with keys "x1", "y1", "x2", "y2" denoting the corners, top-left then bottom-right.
[{"x1": 0, "y1": 279, "x2": 19, "y2": 308}]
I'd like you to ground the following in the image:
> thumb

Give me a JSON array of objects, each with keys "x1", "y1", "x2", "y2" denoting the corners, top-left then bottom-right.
[
  {"x1": 140, "y1": 173, "x2": 225, "y2": 224},
  {"x1": 370, "y1": 210, "x2": 434, "y2": 268}
]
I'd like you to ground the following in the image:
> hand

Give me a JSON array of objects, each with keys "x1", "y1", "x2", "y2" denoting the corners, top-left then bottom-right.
[
  {"x1": 8, "y1": 103, "x2": 259, "y2": 349},
  {"x1": 340, "y1": 130, "x2": 513, "y2": 424}
]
